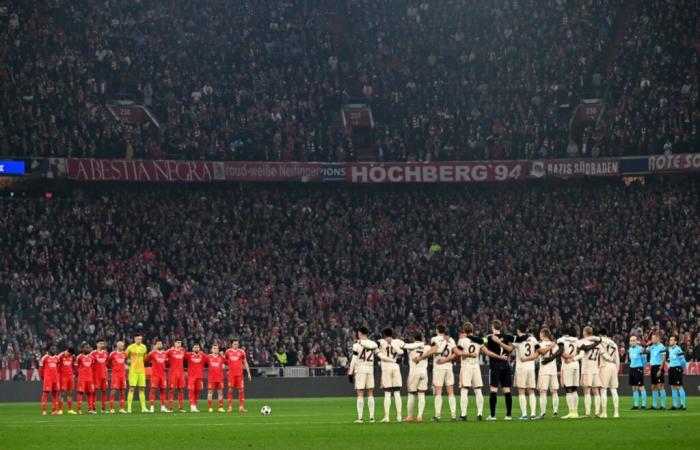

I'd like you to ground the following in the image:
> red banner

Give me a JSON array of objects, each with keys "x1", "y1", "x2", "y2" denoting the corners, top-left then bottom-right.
[
  {"x1": 528, "y1": 158, "x2": 620, "y2": 178},
  {"x1": 347, "y1": 161, "x2": 526, "y2": 183},
  {"x1": 648, "y1": 153, "x2": 700, "y2": 173},
  {"x1": 62, "y1": 159, "x2": 333, "y2": 182}
]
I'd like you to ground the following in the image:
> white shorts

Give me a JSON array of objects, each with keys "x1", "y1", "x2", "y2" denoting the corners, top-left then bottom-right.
[
  {"x1": 432, "y1": 367, "x2": 454, "y2": 387},
  {"x1": 460, "y1": 366, "x2": 483, "y2": 389},
  {"x1": 581, "y1": 372, "x2": 601, "y2": 388},
  {"x1": 407, "y1": 369, "x2": 428, "y2": 393},
  {"x1": 561, "y1": 363, "x2": 580, "y2": 388},
  {"x1": 354, "y1": 372, "x2": 375, "y2": 391},
  {"x1": 600, "y1": 366, "x2": 618, "y2": 389},
  {"x1": 537, "y1": 373, "x2": 559, "y2": 391},
  {"x1": 515, "y1": 367, "x2": 536, "y2": 389},
  {"x1": 381, "y1": 365, "x2": 402, "y2": 389}
]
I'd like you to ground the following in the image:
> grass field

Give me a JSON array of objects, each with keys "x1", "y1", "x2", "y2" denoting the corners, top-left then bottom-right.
[{"x1": 0, "y1": 397, "x2": 697, "y2": 450}]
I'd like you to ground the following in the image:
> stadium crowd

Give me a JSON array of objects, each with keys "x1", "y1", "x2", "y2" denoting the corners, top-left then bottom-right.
[
  {"x1": 1, "y1": 178, "x2": 699, "y2": 374},
  {"x1": 0, "y1": 1, "x2": 697, "y2": 162}
]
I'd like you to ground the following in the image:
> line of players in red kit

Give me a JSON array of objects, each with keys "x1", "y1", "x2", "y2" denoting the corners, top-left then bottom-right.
[{"x1": 38, "y1": 338, "x2": 252, "y2": 415}]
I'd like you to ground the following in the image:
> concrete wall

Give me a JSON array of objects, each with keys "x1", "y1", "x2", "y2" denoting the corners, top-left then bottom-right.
[{"x1": 1, "y1": 374, "x2": 698, "y2": 402}]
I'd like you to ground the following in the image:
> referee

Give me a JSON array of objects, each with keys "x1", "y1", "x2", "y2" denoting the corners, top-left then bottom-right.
[
  {"x1": 482, "y1": 320, "x2": 514, "y2": 420},
  {"x1": 647, "y1": 334, "x2": 667, "y2": 410},
  {"x1": 628, "y1": 336, "x2": 648, "y2": 409},
  {"x1": 667, "y1": 336, "x2": 687, "y2": 410}
]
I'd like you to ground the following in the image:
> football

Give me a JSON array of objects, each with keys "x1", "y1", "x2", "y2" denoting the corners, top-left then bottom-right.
[{"x1": 260, "y1": 405, "x2": 272, "y2": 416}]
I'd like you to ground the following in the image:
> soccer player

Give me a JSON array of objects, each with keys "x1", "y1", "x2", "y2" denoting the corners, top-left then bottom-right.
[
  {"x1": 454, "y1": 322, "x2": 501, "y2": 421},
  {"x1": 551, "y1": 328, "x2": 582, "y2": 419},
  {"x1": 376, "y1": 328, "x2": 404, "y2": 422},
  {"x1": 647, "y1": 333, "x2": 667, "y2": 410},
  {"x1": 348, "y1": 327, "x2": 378, "y2": 423},
  {"x1": 578, "y1": 327, "x2": 603, "y2": 418},
  {"x1": 667, "y1": 336, "x2": 686, "y2": 410},
  {"x1": 403, "y1": 333, "x2": 431, "y2": 422},
  {"x1": 57, "y1": 346, "x2": 76, "y2": 414},
  {"x1": 628, "y1": 336, "x2": 648, "y2": 409},
  {"x1": 207, "y1": 344, "x2": 226, "y2": 412},
  {"x1": 415, "y1": 324, "x2": 457, "y2": 421},
  {"x1": 535, "y1": 328, "x2": 559, "y2": 418},
  {"x1": 108, "y1": 341, "x2": 127, "y2": 413},
  {"x1": 89, "y1": 338, "x2": 109, "y2": 413},
  {"x1": 482, "y1": 320, "x2": 515, "y2": 420},
  {"x1": 186, "y1": 344, "x2": 207, "y2": 412},
  {"x1": 145, "y1": 339, "x2": 170, "y2": 413},
  {"x1": 224, "y1": 338, "x2": 252, "y2": 413},
  {"x1": 598, "y1": 329, "x2": 620, "y2": 418},
  {"x1": 125, "y1": 334, "x2": 148, "y2": 413},
  {"x1": 166, "y1": 339, "x2": 187, "y2": 412},
  {"x1": 39, "y1": 345, "x2": 61, "y2": 416},
  {"x1": 75, "y1": 342, "x2": 96, "y2": 414},
  {"x1": 512, "y1": 324, "x2": 540, "y2": 420}
]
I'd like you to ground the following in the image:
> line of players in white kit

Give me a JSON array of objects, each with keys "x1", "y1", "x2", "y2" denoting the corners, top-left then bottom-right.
[{"x1": 347, "y1": 320, "x2": 620, "y2": 423}]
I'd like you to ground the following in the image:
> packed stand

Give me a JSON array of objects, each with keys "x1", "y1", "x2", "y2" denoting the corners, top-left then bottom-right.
[{"x1": 1, "y1": 178, "x2": 699, "y2": 373}]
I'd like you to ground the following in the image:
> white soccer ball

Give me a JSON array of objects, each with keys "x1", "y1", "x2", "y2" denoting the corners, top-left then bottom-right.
[{"x1": 260, "y1": 405, "x2": 272, "y2": 416}]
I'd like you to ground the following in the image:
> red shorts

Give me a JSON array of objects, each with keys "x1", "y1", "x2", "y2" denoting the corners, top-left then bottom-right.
[
  {"x1": 94, "y1": 378, "x2": 108, "y2": 390},
  {"x1": 188, "y1": 378, "x2": 203, "y2": 392},
  {"x1": 43, "y1": 379, "x2": 60, "y2": 392},
  {"x1": 170, "y1": 373, "x2": 186, "y2": 389},
  {"x1": 111, "y1": 376, "x2": 126, "y2": 390},
  {"x1": 228, "y1": 375, "x2": 244, "y2": 390},
  {"x1": 151, "y1": 376, "x2": 167, "y2": 389},
  {"x1": 61, "y1": 377, "x2": 75, "y2": 392},
  {"x1": 77, "y1": 379, "x2": 95, "y2": 393},
  {"x1": 208, "y1": 381, "x2": 224, "y2": 390}
]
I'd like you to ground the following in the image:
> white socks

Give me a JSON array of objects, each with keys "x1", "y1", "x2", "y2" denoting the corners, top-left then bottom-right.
[
  {"x1": 367, "y1": 396, "x2": 375, "y2": 420},
  {"x1": 448, "y1": 394, "x2": 456, "y2": 419},
  {"x1": 552, "y1": 393, "x2": 559, "y2": 414},
  {"x1": 601, "y1": 388, "x2": 608, "y2": 415},
  {"x1": 611, "y1": 389, "x2": 619, "y2": 416},
  {"x1": 434, "y1": 394, "x2": 443, "y2": 418},
  {"x1": 417, "y1": 392, "x2": 426, "y2": 418},
  {"x1": 407, "y1": 393, "x2": 415, "y2": 418},
  {"x1": 356, "y1": 397, "x2": 364, "y2": 420},
  {"x1": 475, "y1": 390, "x2": 484, "y2": 416},
  {"x1": 384, "y1": 392, "x2": 392, "y2": 418},
  {"x1": 529, "y1": 392, "x2": 537, "y2": 416},
  {"x1": 540, "y1": 392, "x2": 548, "y2": 415},
  {"x1": 519, "y1": 393, "x2": 527, "y2": 416},
  {"x1": 461, "y1": 389, "x2": 469, "y2": 417},
  {"x1": 584, "y1": 392, "x2": 591, "y2": 415},
  {"x1": 393, "y1": 391, "x2": 402, "y2": 420},
  {"x1": 593, "y1": 392, "x2": 600, "y2": 415}
]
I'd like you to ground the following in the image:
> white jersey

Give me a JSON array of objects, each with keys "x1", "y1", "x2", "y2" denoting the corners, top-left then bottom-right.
[
  {"x1": 430, "y1": 335, "x2": 456, "y2": 368},
  {"x1": 599, "y1": 337, "x2": 619, "y2": 368},
  {"x1": 405, "y1": 342, "x2": 431, "y2": 370},
  {"x1": 556, "y1": 335, "x2": 580, "y2": 360},
  {"x1": 351, "y1": 340, "x2": 377, "y2": 374},
  {"x1": 457, "y1": 336, "x2": 482, "y2": 368},
  {"x1": 514, "y1": 335, "x2": 539, "y2": 370},
  {"x1": 577, "y1": 338, "x2": 603, "y2": 375},
  {"x1": 537, "y1": 339, "x2": 558, "y2": 375},
  {"x1": 377, "y1": 338, "x2": 403, "y2": 367}
]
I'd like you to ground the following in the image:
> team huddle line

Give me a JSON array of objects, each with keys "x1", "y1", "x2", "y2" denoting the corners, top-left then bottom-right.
[
  {"x1": 347, "y1": 321, "x2": 689, "y2": 423},
  {"x1": 37, "y1": 335, "x2": 252, "y2": 415}
]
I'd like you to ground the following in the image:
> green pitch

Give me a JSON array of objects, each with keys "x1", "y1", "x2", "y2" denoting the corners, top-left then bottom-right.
[{"x1": 0, "y1": 397, "x2": 698, "y2": 450}]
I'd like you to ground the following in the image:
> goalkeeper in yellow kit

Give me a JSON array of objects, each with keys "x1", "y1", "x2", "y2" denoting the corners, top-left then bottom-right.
[{"x1": 125, "y1": 334, "x2": 148, "y2": 413}]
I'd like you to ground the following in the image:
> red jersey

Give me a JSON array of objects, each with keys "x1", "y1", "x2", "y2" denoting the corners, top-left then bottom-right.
[
  {"x1": 207, "y1": 354, "x2": 225, "y2": 383},
  {"x1": 89, "y1": 349, "x2": 109, "y2": 380},
  {"x1": 186, "y1": 352, "x2": 207, "y2": 379},
  {"x1": 57, "y1": 352, "x2": 75, "y2": 378},
  {"x1": 107, "y1": 351, "x2": 127, "y2": 377},
  {"x1": 166, "y1": 348, "x2": 186, "y2": 374},
  {"x1": 75, "y1": 354, "x2": 94, "y2": 382},
  {"x1": 39, "y1": 354, "x2": 60, "y2": 381},
  {"x1": 224, "y1": 348, "x2": 246, "y2": 376},
  {"x1": 146, "y1": 350, "x2": 168, "y2": 379}
]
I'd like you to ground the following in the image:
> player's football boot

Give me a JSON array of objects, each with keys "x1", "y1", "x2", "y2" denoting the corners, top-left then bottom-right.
[
  {"x1": 670, "y1": 406, "x2": 677, "y2": 410},
  {"x1": 476, "y1": 415, "x2": 483, "y2": 421},
  {"x1": 208, "y1": 408, "x2": 214, "y2": 413},
  {"x1": 416, "y1": 416, "x2": 424, "y2": 423},
  {"x1": 518, "y1": 415, "x2": 529, "y2": 420},
  {"x1": 680, "y1": 406, "x2": 686, "y2": 410},
  {"x1": 217, "y1": 408, "x2": 225, "y2": 413},
  {"x1": 110, "y1": 409, "x2": 116, "y2": 413},
  {"x1": 67, "y1": 410, "x2": 77, "y2": 415},
  {"x1": 78, "y1": 410, "x2": 82, "y2": 415},
  {"x1": 369, "y1": 417, "x2": 375, "y2": 423},
  {"x1": 89, "y1": 410, "x2": 97, "y2": 414},
  {"x1": 396, "y1": 416, "x2": 402, "y2": 422},
  {"x1": 600, "y1": 413, "x2": 608, "y2": 418},
  {"x1": 42, "y1": 411, "x2": 47, "y2": 416},
  {"x1": 504, "y1": 416, "x2": 513, "y2": 421},
  {"x1": 353, "y1": 419, "x2": 364, "y2": 424},
  {"x1": 227, "y1": 406, "x2": 233, "y2": 412},
  {"x1": 631, "y1": 406, "x2": 639, "y2": 410},
  {"x1": 51, "y1": 411, "x2": 58, "y2": 416},
  {"x1": 238, "y1": 406, "x2": 248, "y2": 413},
  {"x1": 613, "y1": 413, "x2": 620, "y2": 418},
  {"x1": 403, "y1": 416, "x2": 414, "y2": 422},
  {"x1": 178, "y1": 408, "x2": 187, "y2": 413},
  {"x1": 486, "y1": 416, "x2": 496, "y2": 421},
  {"x1": 552, "y1": 411, "x2": 558, "y2": 417},
  {"x1": 118, "y1": 409, "x2": 127, "y2": 414},
  {"x1": 149, "y1": 406, "x2": 155, "y2": 413},
  {"x1": 458, "y1": 416, "x2": 467, "y2": 422},
  {"x1": 380, "y1": 417, "x2": 390, "y2": 423},
  {"x1": 161, "y1": 407, "x2": 171, "y2": 413},
  {"x1": 57, "y1": 410, "x2": 63, "y2": 415},
  {"x1": 569, "y1": 412, "x2": 579, "y2": 419},
  {"x1": 190, "y1": 406, "x2": 200, "y2": 413},
  {"x1": 431, "y1": 416, "x2": 440, "y2": 422},
  {"x1": 529, "y1": 414, "x2": 536, "y2": 420}
]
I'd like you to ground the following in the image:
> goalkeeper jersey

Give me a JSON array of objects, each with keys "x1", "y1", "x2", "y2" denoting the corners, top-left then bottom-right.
[{"x1": 125, "y1": 343, "x2": 148, "y2": 374}]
